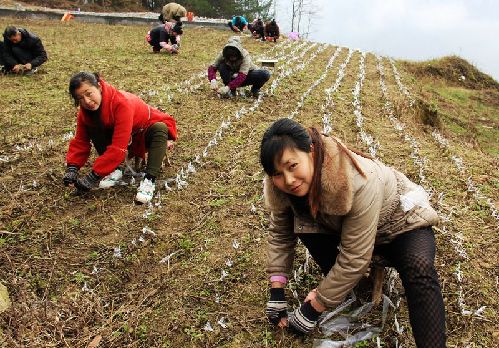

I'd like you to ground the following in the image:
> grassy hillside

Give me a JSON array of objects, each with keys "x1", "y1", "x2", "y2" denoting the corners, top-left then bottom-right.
[{"x1": 0, "y1": 18, "x2": 498, "y2": 347}]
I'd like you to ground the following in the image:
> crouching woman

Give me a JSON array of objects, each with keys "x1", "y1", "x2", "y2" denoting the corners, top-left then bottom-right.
[
  {"x1": 63, "y1": 72, "x2": 177, "y2": 204},
  {"x1": 261, "y1": 118, "x2": 446, "y2": 347}
]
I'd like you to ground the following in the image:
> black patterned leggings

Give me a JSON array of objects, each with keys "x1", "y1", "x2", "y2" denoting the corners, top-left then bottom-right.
[{"x1": 299, "y1": 227, "x2": 446, "y2": 347}]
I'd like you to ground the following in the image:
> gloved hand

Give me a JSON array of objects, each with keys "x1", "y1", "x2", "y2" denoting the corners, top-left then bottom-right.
[
  {"x1": 63, "y1": 165, "x2": 79, "y2": 186},
  {"x1": 210, "y1": 79, "x2": 218, "y2": 90},
  {"x1": 218, "y1": 85, "x2": 231, "y2": 95},
  {"x1": 75, "y1": 171, "x2": 101, "y2": 192},
  {"x1": 287, "y1": 301, "x2": 321, "y2": 335},
  {"x1": 266, "y1": 287, "x2": 288, "y2": 325}
]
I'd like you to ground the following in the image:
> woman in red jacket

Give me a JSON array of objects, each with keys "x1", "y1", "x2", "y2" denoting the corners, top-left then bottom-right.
[{"x1": 63, "y1": 72, "x2": 177, "y2": 204}]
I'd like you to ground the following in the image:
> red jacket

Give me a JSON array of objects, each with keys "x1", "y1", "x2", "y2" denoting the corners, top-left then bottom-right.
[{"x1": 66, "y1": 80, "x2": 177, "y2": 177}]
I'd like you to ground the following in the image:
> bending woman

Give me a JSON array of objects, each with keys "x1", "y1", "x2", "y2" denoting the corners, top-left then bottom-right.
[
  {"x1": 261, "y1": 118, "x2": 446, "y2": 347},
  {"x1": 64, "y1": 72, "x2": 177, "y2": 204}
]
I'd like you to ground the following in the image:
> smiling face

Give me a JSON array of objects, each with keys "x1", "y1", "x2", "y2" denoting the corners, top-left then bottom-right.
[
  {"x1": 271, "y1": 146, "x2": 314, "y2": 197},
  {"x1": 74, "y1": 81, "x2": 102, "y2": 111}
]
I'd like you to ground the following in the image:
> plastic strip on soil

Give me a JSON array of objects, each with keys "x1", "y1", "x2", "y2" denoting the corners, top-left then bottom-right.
[
  {"x1": 376, "y1": 55, "x2": 485, "y2": 318},
  {"x1": 389, "y1": 58, "x2": 498, "y2": 222}
]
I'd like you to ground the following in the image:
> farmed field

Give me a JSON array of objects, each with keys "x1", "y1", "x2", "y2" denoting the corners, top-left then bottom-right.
[{"x1": 0, "y1": 17, "x2": 498, "y2": 347}]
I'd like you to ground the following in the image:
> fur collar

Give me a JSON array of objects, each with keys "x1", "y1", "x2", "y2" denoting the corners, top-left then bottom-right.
[{"x1": 263, "y1": 136, "x2": 358, "y2": 216}]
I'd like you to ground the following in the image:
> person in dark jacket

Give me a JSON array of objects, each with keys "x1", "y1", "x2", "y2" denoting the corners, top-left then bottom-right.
[
  {"x1": 264, "y1": 19, "x2": 280, "y2": 42},
  {"x1": 2, "y1": 26, "x2": 47, "y2": 74},
  {"x1": 249, "y1": 18, "x2": 265, "y2": 41},
  {"x1": 146, "y1": 22, "x2": 183, "y2": 54},
  {"x1": 207, "y1": 36, "x2": 270, "y2": 98}
]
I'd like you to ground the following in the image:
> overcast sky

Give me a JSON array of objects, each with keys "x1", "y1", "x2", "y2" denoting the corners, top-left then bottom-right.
[{"x1": 273, "y1": 0, "x2": 499, "y2": 81}]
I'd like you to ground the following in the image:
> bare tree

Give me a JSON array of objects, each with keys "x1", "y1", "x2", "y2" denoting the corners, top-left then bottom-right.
[{"x1": 290, "y1": 0, "x2": 317, "y2": 38}]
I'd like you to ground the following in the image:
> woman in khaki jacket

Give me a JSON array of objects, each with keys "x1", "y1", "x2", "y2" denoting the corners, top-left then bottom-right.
[{"x1": 261, "y1": 118, "x2": 445, "y2": 347}]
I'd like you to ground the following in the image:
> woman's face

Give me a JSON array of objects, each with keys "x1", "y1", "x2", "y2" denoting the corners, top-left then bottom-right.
[
  {"x1": 271, "y1": 147, "x2": 314, "y2": 197},
  {"x1": 74, "y1": 81, "x2": 102, "y2": 111}
]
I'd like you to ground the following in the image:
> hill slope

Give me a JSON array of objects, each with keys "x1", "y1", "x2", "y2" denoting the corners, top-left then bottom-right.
[{"x1": 0, "y1": 18, "x2": 498, "y2": 347}]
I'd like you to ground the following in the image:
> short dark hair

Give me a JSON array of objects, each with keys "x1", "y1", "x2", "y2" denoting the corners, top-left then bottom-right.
[
  {"x1": 173, "y1": 22, "x2": 183, "y2": 35},
  {"x1": 3, "y1": 26, "x2": 18, "y2": 38},
  {"x1": 68, "y1": 71, "x2": 100, "y2": 106}
]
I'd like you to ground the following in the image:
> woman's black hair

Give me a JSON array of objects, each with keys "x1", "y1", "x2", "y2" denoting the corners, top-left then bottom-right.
[
  {"x1": 223, "y1": 46, "x2": 242, "y2": 61},
  {"x1": 68, "y1": 71, "x2": 100, "y2": 106},
  {"x1": 260, "y1": 118, "x2": 325, "y2": 217},
  {"x1": 261, "y1": 118, "x2": 372, "y2": 217},
  {"x1": 234, "y1": 16, "x2": 241, "y2": 26},
  {"x1": 260, "y1": 118, "x2": 311, "y2": 176},
  {"x1": 173, "y1": 22, "x2": 183, "y2": 35}
]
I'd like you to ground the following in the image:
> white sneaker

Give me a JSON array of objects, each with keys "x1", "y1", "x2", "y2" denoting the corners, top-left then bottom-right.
[
  {"x1": 99, "y1": 169, "x2": 123, "y2": 189},
  {"x1": 135, "y1": 178, "x2": 155, "y2": 204}
]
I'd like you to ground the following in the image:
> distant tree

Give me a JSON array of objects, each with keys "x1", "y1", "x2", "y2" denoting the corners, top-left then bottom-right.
[{"x1": 290, "y1": 0, "x2": 316, "y2": 38}]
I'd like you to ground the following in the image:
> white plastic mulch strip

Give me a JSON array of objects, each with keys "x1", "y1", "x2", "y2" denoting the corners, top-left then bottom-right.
[
  {"x1": 431, "y1": 130, "x2": 498, "y2": 221},
  {"x1": 389, "y1": 59, "x2": 498, "y2": 222},
  {"x1": 322, "y1": 49, "x2": 354, "y2": 135},
  {"x1": 352, "y1": 52, "x2": 379, "y2": 157},
  {"x1": 376, "y1": 55, "x2": 485, "y2": 318},
  {"x1": 388, "y1": 58, "x2": 415, "y2": 107}
]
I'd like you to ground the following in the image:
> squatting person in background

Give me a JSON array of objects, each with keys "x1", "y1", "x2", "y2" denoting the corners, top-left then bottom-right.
[
  {"x1": 159, "y1": 2, "x2": 187, "y2": 24},
  {"x1": 261, "y1": 118, "x2": 446, "y2": 347},
  {"x1": 249, "y1": 18, "x2": 265, "y2": 41},
  {"x1": 63, "y1": 72, "x2": 178, "y2": 204},
  {"x1": 228, "y1": 15, "x2": 248, "y2": 33},
  {"x1": 146, "y1": 21, "x2": 183, "y2": 54},
  {"x1": 1, "y1": 26, "x2": 47, "y2": 74},
  {"x1": 264, "y1": 19, "x2": 280, "y2": 42},
  {"x1": 207, "y1": 36, "x2": 270, "y2": 98}
]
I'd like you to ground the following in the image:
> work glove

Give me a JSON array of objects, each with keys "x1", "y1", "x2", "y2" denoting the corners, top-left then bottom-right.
[
  {"x1": 75, "y1": 171, "x2": 101, "y2": 192},
  {"x1": 63, "y1": 165, "x2": 79, "y2": 186},
  {"x1": 218, "y1": 85, "x2": 231, "y2": 95},
  {"x1": 287, "y1": 301, "x2": 321, "y2": 335},
  {"x1": 210, "y1": 79, "x2": 218, "y2": 90},
  {"x1": 266, "y1": 288, "x2": 288, "y2": 325}
]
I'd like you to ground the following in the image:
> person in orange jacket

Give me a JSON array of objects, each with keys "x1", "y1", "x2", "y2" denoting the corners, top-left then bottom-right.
[{"x1": 64, "y1": 72, "x2": 177, "y2": 204}]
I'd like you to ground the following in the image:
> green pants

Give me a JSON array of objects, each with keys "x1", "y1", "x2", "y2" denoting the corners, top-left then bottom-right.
[
  {"x1": 88, "y1": 122, "x2": 169, "y2": 178},
  {"x1": 144, "y1": 122, "x2": 169, "y2": 178}
]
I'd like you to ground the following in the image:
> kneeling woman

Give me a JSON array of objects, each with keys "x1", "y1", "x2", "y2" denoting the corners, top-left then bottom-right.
[
  {"x1": 261, "y1": 118, "x2": 446, "y2": 347},
  {"x1": 64, "y1": 72, "x2": 177, "y2": 204}
]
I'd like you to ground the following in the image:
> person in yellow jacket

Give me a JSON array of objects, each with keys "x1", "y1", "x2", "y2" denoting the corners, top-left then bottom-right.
[
  {"x1": 261, "y1": 118, "x2": 446, "y2": 347},
  {"x1": 159, "y1": 2, "x2": 187, "y2": 24}
]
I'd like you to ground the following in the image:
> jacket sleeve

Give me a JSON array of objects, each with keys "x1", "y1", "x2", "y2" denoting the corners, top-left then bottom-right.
[
  {"x1": 29, "y1": 37, "x2": 47, "y2": 68},
  {"x1": 66, "y1": 114, "x2": 91, "y2": 168},
  {"x1": 2, "y1": 41, "x2": 18, "y2": 67},
  {"x1": 228, "y1": 72, "x2": 247, "y2": 89},
  {"x1": 266, "y1": 208, "x2": 297, "y2": 277},
  {"x1": 315, "y1": 173, "x2": 383, "y2": 308},
  {"x1": 207, "y1": 65, "x2": 217, "y2": 81},
  {"x1": 92, "y1": 102, "x2": 133, "y2": 177}
]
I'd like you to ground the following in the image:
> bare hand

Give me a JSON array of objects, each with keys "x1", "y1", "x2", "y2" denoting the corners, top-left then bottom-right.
[
  {"x1": 305, "y1": 289, "x2": 327, "y2": 312},
  {"x1": 24, "y1": 63, "x2": 32, "y2": 71},
  {"x1": 278, "y1": 317, "x2": 288, "y2": 328},
  {"x1": 12, "y1": 64, "x2": 22, "y2": 73},
  {"x1": 167, "y1": 140, "x2": 175, "y2": 151}
]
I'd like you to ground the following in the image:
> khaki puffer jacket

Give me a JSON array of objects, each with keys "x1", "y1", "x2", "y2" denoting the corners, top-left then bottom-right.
[
  {"x1": 212, "y1": 36, "x2": 258, "y2": 74},
  {"x1": 161, "y1": 3, "x2": 187, "y2": 22},
  {"x1": 264, "y1": 135, "x2": 439, "y2": 308}
]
